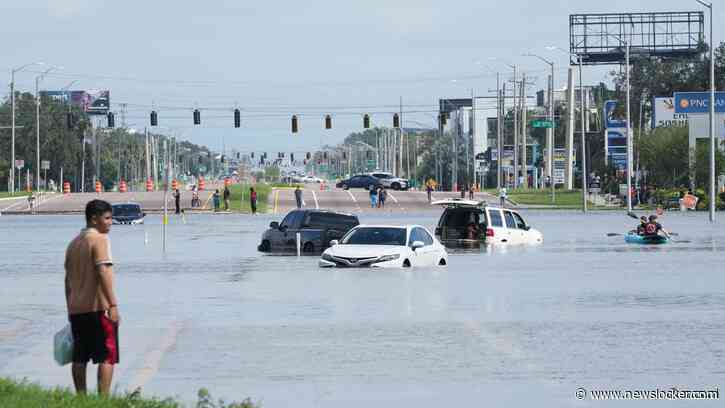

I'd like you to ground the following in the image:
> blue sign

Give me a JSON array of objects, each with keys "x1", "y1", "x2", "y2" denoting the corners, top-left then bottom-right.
[
  {"x1": 673, "y1": 92, "x2": 725, "y2": 114},
  {"x1": 604, "y1": 100, "x2": 627, "y2": 129}
]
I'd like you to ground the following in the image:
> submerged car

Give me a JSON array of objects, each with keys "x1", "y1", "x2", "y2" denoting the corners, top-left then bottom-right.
[
  {"x1": 111, "y1": 203, "x2": 145, "y2": 225},
  {"x1": 258, "y1": 209, "x2": 359, "y2": 253},
  {"x1": 319, "y1": 225, "x2": 448, "y2": 268},
  {"x1": 432, "y1": 198, "x2": 543, "y2": 246}
]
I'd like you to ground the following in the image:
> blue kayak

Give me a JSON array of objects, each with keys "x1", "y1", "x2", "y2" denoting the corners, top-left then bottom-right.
[{"x1": 624, "y1": 232, "x2": 669, "y2": 245}]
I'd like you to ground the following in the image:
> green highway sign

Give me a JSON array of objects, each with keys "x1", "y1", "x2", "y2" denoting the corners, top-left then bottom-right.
[{"x1": 532, "y1": 120, "x2": 553, "y2": 128}]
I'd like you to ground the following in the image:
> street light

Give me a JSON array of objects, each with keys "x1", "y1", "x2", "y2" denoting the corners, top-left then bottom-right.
[
  {"x1": 35, "y1": 65, "x2": 63, "y2": 191},
  {"x1": 696, "y1": 0, "x2": 716, "y2": 223},
  {"x1": 9, "y1": 61, "x2": 44, "y2": 194},
  {"x1": 491, "y1": 57, "x2": 520, "y2": 188},
  {"x1": 546, "y1": 46, "x2": 588, "y2": 212},
  {"x1": 523, "y1": 52, "x2": 557, "y2": 205}
]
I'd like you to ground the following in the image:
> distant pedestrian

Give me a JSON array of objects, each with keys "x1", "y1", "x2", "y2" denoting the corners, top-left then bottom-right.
[
  {"x1": 460, "y1": 184, "x2": 466, "y2": 198},
  {"x1": 378, "y1": 187, "x2": 387, "y2": 208},
  {"x1": 250, "y1": 187, "x2": 258, "y2": 215},
  {"x1": 369, "y1": 186, "x2": 378, "y2": 208},
  {"x1": 191, "y1": 191, "x2": 200, "y2": 208},
  {"x1": 294, "y1": 185, "x2": 303, "y2": 209},
  {"x1": 173, "y1": 189, "x2": 181, "y2": 214},
  {"x1": 27, "y1": 194, "x2": 36, "y2": 212},
  {"x1": 212, "y1": 189, "x2": 220, "y2": 212},
  {"x1": 64, "y1": 199, "x2": 120, "y2": 395},
  {"x1": 223, "y1": 186, "x2": 231, "y2": 211},
  {"x1": 426, "y1": 179, "x2": 433, "y2": 203},
  {"x1": 499, "y1": 187, "x2": 507, "y2": 208},
  {"x1": 469, "y1": 183, "x2": 475, "y2": 200}
]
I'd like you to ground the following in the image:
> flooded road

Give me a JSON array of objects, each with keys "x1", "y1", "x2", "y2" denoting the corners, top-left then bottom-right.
[{"x1": 1, "y1": 210, "x2": 723, "y2": 407}]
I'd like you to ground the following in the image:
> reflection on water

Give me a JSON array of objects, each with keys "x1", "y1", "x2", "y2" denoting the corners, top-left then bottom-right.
[{"x1": 1, "y1": 211, "x2": 724, "y2": 407}]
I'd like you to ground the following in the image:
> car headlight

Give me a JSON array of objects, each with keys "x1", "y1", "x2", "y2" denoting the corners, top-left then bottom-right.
[
  {"x1": 321, "y1": 253, "x2": 335, "y2": 261},
  {"x1": 376, "y1": 254, "x2": 400, "y2": 262}
]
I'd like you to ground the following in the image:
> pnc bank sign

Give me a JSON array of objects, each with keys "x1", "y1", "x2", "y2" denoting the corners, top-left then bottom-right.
[{"x1": 674, "y1": 92, "x2": 725, "y2": 114}]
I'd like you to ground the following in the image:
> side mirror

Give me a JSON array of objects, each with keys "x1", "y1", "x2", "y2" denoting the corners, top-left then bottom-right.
[
  {"x1": 412, "y1": 241, "x2": 425, "y2": 250},
  {"x1": 329, "y1": 240, "x2": 339, "y2": 246},
  {"x1": 270, "y1": 221, "x2": 279, "y2": 229},
  {"x1": 524, "y1": 225, "x2": 531, "y2": 231},
  {"x1": 142, "y1": 212, "x2": 147, "y2": 217}
]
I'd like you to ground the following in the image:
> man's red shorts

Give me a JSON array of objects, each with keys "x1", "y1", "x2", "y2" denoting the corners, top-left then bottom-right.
[{"x1": 69, "y1": 311, "x2": 119, "y2": 364}]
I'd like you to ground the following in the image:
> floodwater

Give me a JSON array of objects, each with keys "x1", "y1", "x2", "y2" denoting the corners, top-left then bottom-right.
[{"x1": 1, "y1": 210, "x2": 724, "y2": 407}]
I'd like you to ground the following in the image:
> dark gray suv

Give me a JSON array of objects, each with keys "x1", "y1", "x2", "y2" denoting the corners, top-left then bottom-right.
[{"x1": 258, "y1": 210, "x2": 359, "y2": 253}]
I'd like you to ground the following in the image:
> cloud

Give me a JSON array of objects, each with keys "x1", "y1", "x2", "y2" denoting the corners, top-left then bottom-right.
[{"x1": 46, "y1": 0, "x2": 93, "y2": 18}]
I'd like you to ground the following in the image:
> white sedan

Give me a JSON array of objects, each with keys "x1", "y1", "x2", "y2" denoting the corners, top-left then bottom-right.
[{"x1": 319, "y1": 225, "x2": 448, "y2": 268}]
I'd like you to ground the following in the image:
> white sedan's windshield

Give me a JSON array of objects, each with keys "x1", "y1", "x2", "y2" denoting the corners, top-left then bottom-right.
[{"x1": 342, "y1": 227, "x2": 407, "y2": 246}]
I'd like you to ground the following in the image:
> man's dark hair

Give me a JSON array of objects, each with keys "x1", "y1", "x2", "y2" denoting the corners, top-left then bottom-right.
[{"x1": 85, "y1": 199, "x2": 113, "y2": 223}]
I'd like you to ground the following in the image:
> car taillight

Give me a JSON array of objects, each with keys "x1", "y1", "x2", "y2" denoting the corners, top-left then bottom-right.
[{"x1": 486, "y1": 228, "x2": 494, "y2": 237}]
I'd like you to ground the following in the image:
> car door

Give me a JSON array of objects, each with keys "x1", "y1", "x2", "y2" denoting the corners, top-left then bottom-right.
[
  {"x1": 511, "y1": 211, "x2": 533, "y2": 244},
  {"x1": 486, "y1": 208, "x2": 509, "y2": 243},
  {"x1": 273, "y1": 211, "x2": 301, "y2": 250},
  {"x1": 503, "y1": 210, "x2": 521, "y2": 244},
  {"x1": 417, "y1": 227, "x2": 439, "y2": 265}
]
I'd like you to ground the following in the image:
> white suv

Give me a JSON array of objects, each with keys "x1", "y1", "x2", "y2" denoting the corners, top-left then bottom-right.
[
  {"x1": 369, "y1": 172, "x2": 409, "y2": 190},
  {"x1": 432, "y1": 198, "x2": 543, "y2": 246}
]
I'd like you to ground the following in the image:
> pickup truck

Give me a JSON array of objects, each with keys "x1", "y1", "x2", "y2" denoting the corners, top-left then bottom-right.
[{"x1": 258, "y1": 209, "x2": 359, "y2": 253}]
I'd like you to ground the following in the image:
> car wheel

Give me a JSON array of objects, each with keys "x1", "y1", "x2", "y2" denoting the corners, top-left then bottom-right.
[
  {"x1": 342, "y1": 184, "x2": 349, "y2": 190},
  {"x1": 392, "y1": 182, "x2": 401, "y2": 190},
  {"x1": 438, "y1": 258, "x2": 447, "y2": 266},
  {"x1": 303, "y1": 242, "x2": 314, "y2": 253},
  {"x1": 258, "y1": 240, "x2": 271, "y2": 252},
  {"x1": 402, "y1": 259, "x2": 411, "y2": 267}
]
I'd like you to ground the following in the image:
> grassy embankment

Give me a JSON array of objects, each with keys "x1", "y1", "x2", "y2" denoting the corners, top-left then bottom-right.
[
  {"x1": 0, "y1": 192, "x2": 30, "y2": 199},
  {"x1": 0, "y1": 377, "x2": 257, "y2": 408},
  {"x1": 485, "y1": 189, "x2": 585, "y2": 208},
  {"x1": 225, "y1": 184, "x2": 272, "y2": 214}
]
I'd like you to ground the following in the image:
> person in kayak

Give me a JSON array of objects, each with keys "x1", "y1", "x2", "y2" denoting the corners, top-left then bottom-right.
[
  {"x1": 644, "y1": 215, "x2": 670, "y2": 238},
  {"x1": 635, "y1": 216, "x2": 648, "y2": 235}
]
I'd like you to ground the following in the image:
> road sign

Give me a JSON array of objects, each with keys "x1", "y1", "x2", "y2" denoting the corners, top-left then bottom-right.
[
  {"x1": 15, "y1": 159, "x2": 24, "y2": 169},
  {"x1": 532, "y1": 120, "x2": 553, "y2": 128},
  {"x1": 41, "y1": 160, "x2": 50, "y2": 170},
  {"x1": 367, "y1": 160, "x2": 376, "y2": 166}
]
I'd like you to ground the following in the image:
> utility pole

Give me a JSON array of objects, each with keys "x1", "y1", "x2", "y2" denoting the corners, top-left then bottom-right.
[
  {"x1": 566, "y1": 67, "x2": 575, "y2": 190},
  {"x1": 511, "y1": 66, "x2": 518, "y2": 189},
  {"x1": 520, "y1": 73, "x2": 527, "y2": 188},
  {"x1": 496, "y1": 73, "x2": 502, "y2": 190},
  {"x1": 145, "y1": 128, "x2": 151, "y2": 185}
]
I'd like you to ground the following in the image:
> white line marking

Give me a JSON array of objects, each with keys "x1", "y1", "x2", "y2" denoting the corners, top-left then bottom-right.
[
  {"x1": 127, "y1": 320, "x2": 184, "y2": 391},
  {"x1": 310, "y1": 190, "x2": 319, "y2": 209},
  {"x1": 386, "y1": 191, "x2": 399, "y2": 203},
  {"x1": 345, "y1": 190, "x2": 356, "y2": 203}
]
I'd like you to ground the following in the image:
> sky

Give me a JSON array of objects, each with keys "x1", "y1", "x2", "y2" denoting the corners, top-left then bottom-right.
[{"x1": 3, "y1": 0, "x2": 723, "y2": 155}]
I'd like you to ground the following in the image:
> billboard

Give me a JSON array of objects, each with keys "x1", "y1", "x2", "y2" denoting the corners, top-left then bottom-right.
[
  {"x1": 41, "y1": 90, "x2": 110, "y2": 115},
  {"x1": 673, "y1": 92, "x2": 725, "y2": 114},
  {"x1": 652, "y1": 97, "x2": 688, "y2": 129}
]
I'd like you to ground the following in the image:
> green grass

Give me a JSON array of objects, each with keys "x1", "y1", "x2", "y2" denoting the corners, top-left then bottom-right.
[
  {"x1": 226, "y1": 184, "x2": 271, "y2": 214},
  {"x1": 0, "y1": 192, "x2": 30, "y2": 199},
  {"x1": 505, "y1": 189, "x2": 585, "y2": 207},
  {"x1": 0, "y1": 378, "x2": 257, "y2": 408}
]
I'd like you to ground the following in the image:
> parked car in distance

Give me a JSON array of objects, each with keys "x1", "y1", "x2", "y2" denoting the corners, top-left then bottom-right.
[
  {"x1": 369, "y1": 172, "x2": 409, "y2": 190},
  {"x1": 111, "y1": 203, "x2": 146, "y2": 225},
  {"x1": 432, "y1": 198, "x2": 543, "y2": 246},
  {"x1": 258, "y1": 209, "x2": 359, "y2": 253},
  {"x1": 336, "y1": 175, "x2": 382, "y2": 190},
  {"x1": 319, "y1": 225, "x2": 448, "y2": 268}
]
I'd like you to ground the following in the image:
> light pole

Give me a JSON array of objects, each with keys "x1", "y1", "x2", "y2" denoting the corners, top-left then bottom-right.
[
  {"x1": 523, "y1": 53, "x2": 556, "y2": 204},
  {"x1": 696, "y1": 0, "x2": 716, "y2": 222},
  {"x1": 9, "y1": 62, "x2": 44, "y2": 194},
  {"x1": 547, "y1": 46, "x2": 587, "y2": 211},
  {"x1": 34, "y1": 66, "x2": 62, "y2": 191}
]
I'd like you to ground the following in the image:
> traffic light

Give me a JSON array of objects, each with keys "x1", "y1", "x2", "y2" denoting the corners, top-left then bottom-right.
[
  {"x1": 221, "y1": 155, "x2": 225, "y2": 163},
  {"x1": 439, "y1": 113, "x2": 447, "y2": 126},
  {"x1": 342, "y1": 151, "x2": 347, "y2": 160},
  {"x1": 363, "y1": 114, "x2": 370, "y2": 129},
  {"x1": 325, "y1": 114, "x2": 332, "y2": 129},
  {"x1": 306, "y1": 152, "x2": 311, "y2": 160},
  {"x1": 107, "y1": 112, "x2": 115, "y2": 128},
  {"x1": 150, "y1": 111, "x2": 158, "y2": 126},
  {"x1": 393, "y1": 113, "x2": 400, "y2": 128},
  {"x1": 198, "y1": 156, "x2": 203, "y2": 164},
  {"x1": 66, "y1": 112, "x2": 75, "y2": 130},
  {"x1": 236, "y1": 152, "x2": 240, "y2": 159},
  {"x1": 290, "y1": 153, "x2": 295, "y2": 162},
  {"x1": 251, "y1": 152, "x2": 255, "y2": 158},
  {"x1": 291, "y1": 115, "x2": 298, "y2": 133},
  {"x1": 193, "y1": 109, "x2": 201, "y2": 125},
  {"x1": 234, "y1": 108, "x2": 240, "y2": 128},
  {"x1": 323, "y1": 152, "x2": 328, "y2": 160}
]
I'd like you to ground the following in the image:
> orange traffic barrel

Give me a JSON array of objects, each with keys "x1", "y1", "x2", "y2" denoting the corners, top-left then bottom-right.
[
  {"x1": 95, "y1": 181, "x2": 102, "y2": 193},
  {"x1": 198, "y1": 177, "x2": 205, "y2": 191},
  {"x1": 224, "y1": 177, "x2": 231, "y2": 187},
  {"x1": 320, "y1": 180, "x2": 325, "y2": 191},
  {"x1": 146, "y1": 178, "x2": 154, "y2": 192},
  {"x1": 119, "y1": 180, "x2": 127, "y2": 193},
  {"x1": 172, "y1": 179, "x2": 178, "y2": 190},
  {"x1": 63, "y1": 181, "x2": 71, "y2": 194}
]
